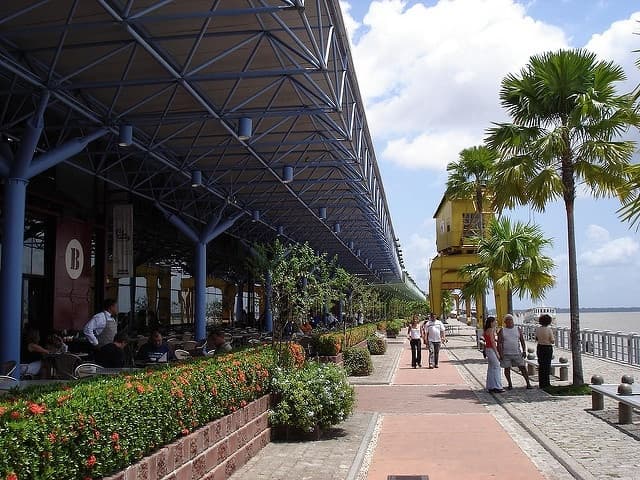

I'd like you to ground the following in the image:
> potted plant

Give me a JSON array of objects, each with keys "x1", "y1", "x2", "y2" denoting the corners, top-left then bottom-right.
[{"x1": 385, "y1": 319, "x2": 402, "y2": 338}]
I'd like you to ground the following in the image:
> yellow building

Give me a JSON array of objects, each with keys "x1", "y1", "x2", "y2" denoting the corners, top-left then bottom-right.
[{"x1": 428, "y1": 195, "x2": 507, "y2": 324}]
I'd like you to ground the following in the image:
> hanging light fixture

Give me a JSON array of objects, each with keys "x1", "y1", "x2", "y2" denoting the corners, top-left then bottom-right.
[
  {"x1": 348, "y1": 240, "x2": 354, "y2": 250},
  {"x1": 190, "y1": 170, "x2": 202, "y2": 187},
  {"x1": 118, "y1": 124, "x2": 133, "y2": 147},
  {"x1": 252, "y1": 210, "x2": 260, "y2": 222},
  {"x1": 333, "y1": 223, "x2": 341, "y2": 234},
  {"x1": 238, "y1": 117, "x2": 252, "y2": 140},
  {"x1": 319, "y1": 207, "x2": 327, "y2": 220},
  {"x1": 356, "y1": 249, "x2": 361, "y2": 257},
  {"x1": 282, "y1": 165, "x2": 294, "y2": 183},
  {"x1": 277, "y1": 225, "x2": 284, "y2": 236}
]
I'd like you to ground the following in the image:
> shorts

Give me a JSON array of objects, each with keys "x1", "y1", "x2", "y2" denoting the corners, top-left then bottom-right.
[{"x1": 500, "y1": 354, "x2": 524, "y2": 368}]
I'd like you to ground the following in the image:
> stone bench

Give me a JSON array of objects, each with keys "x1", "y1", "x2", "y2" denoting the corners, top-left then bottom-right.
[
  {"x1": 590, "y1": 384, "x2": 640, "y2": 424},
  {"x1": 525, "y1": 358, "x2": 569, "y2": 381}
]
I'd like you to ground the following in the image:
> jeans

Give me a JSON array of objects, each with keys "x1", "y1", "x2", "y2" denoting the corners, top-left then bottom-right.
[
  {"x1": 428, "y1": 341, "x2": 441, "y2": 366},
  {"x1": 410, "y1": 339, "x2": 422, "y2": 367},
  {"x1": 537, "y1": 344, "x2": 553, "y2": 388}
]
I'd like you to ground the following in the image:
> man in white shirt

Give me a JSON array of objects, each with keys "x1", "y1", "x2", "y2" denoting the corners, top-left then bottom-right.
[
  {"x1": 83, "y1": 299, "x2": 118, "y2": 348},
  {"x1": 422, "y1": 313, "x2": 446, "y2": 368},
  {"x1": 498, "y1": 314, "x2": 532, "y2": 389}
]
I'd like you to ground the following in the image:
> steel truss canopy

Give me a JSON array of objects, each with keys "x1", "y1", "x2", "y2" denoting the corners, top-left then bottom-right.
[{"x1": 0, "y1": 0, "x2": 424, "y2": 300}]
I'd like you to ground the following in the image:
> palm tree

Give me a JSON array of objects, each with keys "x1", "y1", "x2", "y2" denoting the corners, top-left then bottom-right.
[
  {"x1": 486, "y1": 49, "x2": 639, "y2": 385},
  {"x1": 460, "y1": 218, "x2": 556, "y2": 316},
  {"x1": 446, "y1": 146, "x2": 499, "y2": 237}
]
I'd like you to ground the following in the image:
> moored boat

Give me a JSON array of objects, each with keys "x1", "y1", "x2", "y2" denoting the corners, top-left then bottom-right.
[{"x1": 517, "y1": 306, "x2": 557, "y2": 325}]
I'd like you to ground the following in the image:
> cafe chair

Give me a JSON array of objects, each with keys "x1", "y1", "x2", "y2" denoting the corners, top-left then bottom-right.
[
  {"x1": 0, "y1": 375, "x2": 18, "y2": 390},
  {"x1": 53, "y1": 353, "x2": 83, "y2": 380},
  {"x1": 74, "y1": 363, "x2": 105, "y2": 379},
  {"x1": 0, "y1": 360, "x2": 17, "y2": 376},
  {"x1": 181, "y1": 340, "x2": 198, "y2": 351},
  {"x1": 173, "y1": 349, "x2": 191, "y2": 360}
]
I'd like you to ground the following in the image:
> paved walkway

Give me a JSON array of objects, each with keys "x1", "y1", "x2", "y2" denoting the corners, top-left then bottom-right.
[{"x1": 230, "y1": 322, "x2": 640, "y2": 480}]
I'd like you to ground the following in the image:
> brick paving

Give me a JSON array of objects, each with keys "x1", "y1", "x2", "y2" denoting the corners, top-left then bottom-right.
[{"x1": 230, "y1": 322, "x2": 640, "y2": 480}]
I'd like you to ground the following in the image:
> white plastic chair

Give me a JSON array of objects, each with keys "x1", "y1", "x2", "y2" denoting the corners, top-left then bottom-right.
[
  {"x1": 181, "y1": 340, "x2": 198, "y2": 350},
  {"x1": 174, "y1": 349, "x2": 191, "y2": 360},
  {"x1": 0, "y1": 375, "x2": 18, "y2": 390},
  {"x1": 74, "y1": 363, "x2": 105, "y2": 379}
]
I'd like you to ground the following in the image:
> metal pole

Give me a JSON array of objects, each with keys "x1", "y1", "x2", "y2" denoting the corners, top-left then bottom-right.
[
  {"x1": 194, "y1": 241, "x2": 207, "y2": 341},
  {"x1": 264, "y1": 270, "x2": 273, "y2": 332}
]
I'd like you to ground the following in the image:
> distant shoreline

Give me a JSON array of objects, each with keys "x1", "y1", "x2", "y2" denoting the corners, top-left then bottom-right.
[{"x1": 548, "y1": 308, "x2": 640, "y2": 313}]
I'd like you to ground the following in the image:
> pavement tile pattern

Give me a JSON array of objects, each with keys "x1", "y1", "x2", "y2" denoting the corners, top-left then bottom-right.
[{"x1": 229, "y1": 321, "x2": 640, "y2": 480}]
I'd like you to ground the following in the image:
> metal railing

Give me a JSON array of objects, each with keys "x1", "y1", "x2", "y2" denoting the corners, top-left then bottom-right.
[{"x1": 518, "y1": 324, "x2": 640, "y2": 366}]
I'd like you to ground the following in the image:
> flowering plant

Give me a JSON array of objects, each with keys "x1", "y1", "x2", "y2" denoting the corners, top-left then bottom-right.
[
  {"x1": 0, "y1": 347, "x2": 277, "y2": 480},
  {"x1": 269, "y1": 362, "x2": 354, "y2": 433}
]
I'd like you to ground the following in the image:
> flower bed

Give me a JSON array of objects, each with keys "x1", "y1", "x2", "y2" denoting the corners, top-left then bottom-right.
[
  {"x1": 0, "y1": 347, "x2": 283, "y2": 480},
  {"x1": 310, "y1": 324, "x2": 377, "y2": 357}
]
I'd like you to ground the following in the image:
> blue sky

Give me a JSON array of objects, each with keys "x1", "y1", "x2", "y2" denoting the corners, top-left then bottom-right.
[{"x1": 339, "y1": 0, "x2": 640, "y2": 309}]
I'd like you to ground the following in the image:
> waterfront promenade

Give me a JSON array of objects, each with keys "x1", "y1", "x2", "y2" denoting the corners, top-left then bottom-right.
[{"x1": 230, "y1": 321, "x2": 640, "y2": 480}]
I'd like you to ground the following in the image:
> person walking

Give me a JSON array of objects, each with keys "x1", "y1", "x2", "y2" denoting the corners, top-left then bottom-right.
[
  {"x1": 498, "y1": 314, "x2": 532, "y2": 389},
  {"x1": 423, "y1": 313, "x2": 446, "y2": 368},
  {"x1": 407, "y1": 317, "x2": 422, "y2": 368},
  {"x1": 535, "y1": 313, "x2": 555, "y2": 388},
  {"x1": 483, "y1": 316, "x2": 504, "y2": 393}
]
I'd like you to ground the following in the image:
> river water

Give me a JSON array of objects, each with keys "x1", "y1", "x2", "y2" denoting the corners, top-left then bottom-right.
[{"x1": 551, "y1": 311, "x2": 640, "y2": 334}]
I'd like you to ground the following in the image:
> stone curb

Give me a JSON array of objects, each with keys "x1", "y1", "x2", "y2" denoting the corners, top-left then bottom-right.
[{"x1": 345, "y1": 412, "x2": 380, "y2": 480}]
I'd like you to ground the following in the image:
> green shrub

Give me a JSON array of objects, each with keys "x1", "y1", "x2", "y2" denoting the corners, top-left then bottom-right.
[
  {"x1": 367, "y1": 335, "x2": 387, "y2": 355},
  {"x1": 343, "y1": 347, "x2": 373, "y2": 376},
  {"x1": 385, "y1": 319, "x2": 404, "y2": 336},
  {"x1": 0, "y1": 348, "x2": 278, "y2": 480},
  {"x1": 312, "y1": 334, "x2": 342, "y2": 356},
  {"x1": 270, "y1": 362, "x2": 355, "y2": 432}
]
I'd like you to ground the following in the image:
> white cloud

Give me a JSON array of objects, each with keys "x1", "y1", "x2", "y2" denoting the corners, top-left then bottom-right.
[
  {"x1": 402, "y1": 231, "x2": 436, "y2": 290},
  {"x1": 581, "y1": 236, "x2": 639, "y2": 266},
  {"x1": 339, "y1": 1, "x2": 361, "y2": 46},
  {"x1": 382, "y1": 130, "x2": 481, "y2": 170},
  {"x1": 585, "y1": 224, "x2": 610, "y2": 243},
  {"x1": 348, "y1": 0, "x2": 569, "y2": 170},
  {"x1": 585, "y1": 12, "x2": 640, "y2": 92}
]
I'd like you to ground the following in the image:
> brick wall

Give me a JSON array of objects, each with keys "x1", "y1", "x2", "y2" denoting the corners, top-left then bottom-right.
[{"x1": 104, "y1": 395, "x2": 271, "y2": 480}]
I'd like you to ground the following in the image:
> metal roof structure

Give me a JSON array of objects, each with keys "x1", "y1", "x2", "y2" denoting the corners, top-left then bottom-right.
[{"x1": 0, "y1": 0, "x2": 424, "y2": 300}]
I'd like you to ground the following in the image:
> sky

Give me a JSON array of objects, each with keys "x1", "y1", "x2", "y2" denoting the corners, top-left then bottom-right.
[{"x1": 338, "y1": 0, "x2": 640, "y2": 309}]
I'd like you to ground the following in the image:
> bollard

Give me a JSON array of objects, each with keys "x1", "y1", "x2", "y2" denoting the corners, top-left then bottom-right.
[
  {"x1": 559, "y1": 366, "x2": 568, "y2": 381},
  {"x1": 619, "y1": 403, "x2": 633, "y2": 424},
  {"x1": 591, "y1": 391, "x2": 604, "y2": 410}
]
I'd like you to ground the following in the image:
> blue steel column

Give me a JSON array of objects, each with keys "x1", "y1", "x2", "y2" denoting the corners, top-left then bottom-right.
[
  {"x1": 194, "y1": 241, "x2": 207, "y2": 342},
  {"x1": 0, "y1": 178, "x2": 29, "y2": 370},
  {"x1": 0, "y1": 93, "x2": 47, "y2": 373}
]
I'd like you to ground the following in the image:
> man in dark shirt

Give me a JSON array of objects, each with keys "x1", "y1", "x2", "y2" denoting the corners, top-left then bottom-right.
[
  {"x1": 95, "y1": 332, "x2": 128, "y2": 368},
  {"x1": 136, "y1": 331, "x2": 173, "y2": 363}
]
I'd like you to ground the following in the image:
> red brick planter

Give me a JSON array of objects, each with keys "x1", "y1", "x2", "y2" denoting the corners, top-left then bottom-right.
[{"x1": 104, "y1": 395, "x2": 271, "y2": 480}]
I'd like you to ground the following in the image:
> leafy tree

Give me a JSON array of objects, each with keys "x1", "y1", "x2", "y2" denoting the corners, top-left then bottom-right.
[
  {"x1": 486, "y1": 49, "x2": 639, "y2": 384},
  {"x1": 460, "y1": 218, "x2": 555, "y2": 315},
  {"x1": 446, "y1": 145, "x2": 499, "y2": 236}
]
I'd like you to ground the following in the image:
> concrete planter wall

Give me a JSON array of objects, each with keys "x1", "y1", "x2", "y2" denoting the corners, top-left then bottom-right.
[{"x1": 104, "y1": 395, "x2": 271, "y2": 480}]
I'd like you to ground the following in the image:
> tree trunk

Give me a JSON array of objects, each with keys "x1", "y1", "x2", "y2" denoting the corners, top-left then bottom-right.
[
  {"x1": 507, "y1": 287, "x2": 513, "y2": 316},
  {"x1": 565, "y1": 197, "x2": 584, "y2": 385}
]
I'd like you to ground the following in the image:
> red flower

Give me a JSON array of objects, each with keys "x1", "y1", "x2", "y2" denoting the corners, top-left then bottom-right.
[
  {"x1": 240, "y1": 400, "x2": 247, "y2": 408},
  {"x1": 48, "y1": 432, "x2": 57, "y2": 443},
  {"x1": 110, "y1": 432, "x2": 120, "y2": 442},
  {"x1": 86, "y1": 455, "x2": 97, "y2": 468},
  {"x1": 0, "y1": 406, "x2": 7, "y2": 415},
  {"x1": 6, "y1": 473, "x2": 17, "y2": 480},
  {"x1": 181, "y1": 428, "x2": 190, "y2": 436},
  {"x1": 135, "y1": 384, "x2": 145, "y2": 394},
  {"x1": 28, "y1": 402, "x2": 46, "y2": 415},
  {"x1": 57, "y1": 394, "x2": 71, "y2": 405},
  {"x1": 10, "y1": 411, "x2": 20, "y2": 420}
]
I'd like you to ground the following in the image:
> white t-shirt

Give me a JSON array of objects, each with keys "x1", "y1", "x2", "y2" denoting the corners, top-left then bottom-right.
[
  {"x1": 425, "y1": 320, "x2": 445, "y2": 342},
  {"x1": 408, "y1": 326, "x2": 421, "y2": 340}
]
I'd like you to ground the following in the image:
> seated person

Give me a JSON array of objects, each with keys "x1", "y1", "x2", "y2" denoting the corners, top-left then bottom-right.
[
  {"x1": 20, "y1": 328, "x2": 52, "y2": 378},
  {"x1": 95, "y1": 332, "x2": 128, "y2": 368},
  {"x1": 300, "y1": 320, "x2": 313, "y2": 335},
  {"x1": 44, "y1": 333, "x2": 68, "y2": 354},
  {"x1": 136, "y1": 331, "x2": 174, "y2": 363},
  {"x1": 203, "y1": 330, "x2": 232, "y2": 355}
]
